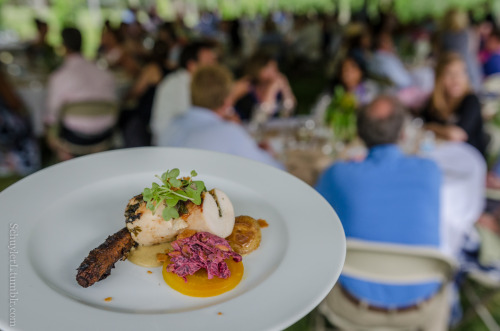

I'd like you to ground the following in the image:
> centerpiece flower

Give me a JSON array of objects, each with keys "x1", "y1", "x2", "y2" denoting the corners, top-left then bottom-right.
[{"x1": 325, "y1": 86, "x2": 358, "y2": 143}]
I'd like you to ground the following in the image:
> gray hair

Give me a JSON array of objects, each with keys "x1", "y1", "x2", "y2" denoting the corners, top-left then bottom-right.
[{"x1": 357, "y1": 95, "x2": 405, "y2": 148}]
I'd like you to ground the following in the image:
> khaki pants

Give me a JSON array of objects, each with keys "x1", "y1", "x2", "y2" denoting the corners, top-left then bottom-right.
[{"x1": 319, "y1": 285, "x2": 450, "y2": 331}]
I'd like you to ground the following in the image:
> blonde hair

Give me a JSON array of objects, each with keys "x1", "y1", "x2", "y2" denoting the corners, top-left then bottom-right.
[
  {"x1": 430, "y1": 52, "x2": 470, "y2": 120},
  {"x1": 443, "y1": 9, "x2": 469, "y2": 32},
  {"x1": 191, "y1": 65, "x2": 233, "y2": 110}
]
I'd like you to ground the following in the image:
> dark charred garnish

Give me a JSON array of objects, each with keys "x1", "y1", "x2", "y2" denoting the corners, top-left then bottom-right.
[
  {"x1": 125, "y1": 194, "x2": 143, "y2": 224},
  {"x1": 76, "y1": 227, "x2": 135, "y2": 288}
]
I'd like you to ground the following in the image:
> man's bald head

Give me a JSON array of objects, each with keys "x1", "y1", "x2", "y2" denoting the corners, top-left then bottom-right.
[{"x1": 357, "y1": 95, "x2": 405, "y2": 148}]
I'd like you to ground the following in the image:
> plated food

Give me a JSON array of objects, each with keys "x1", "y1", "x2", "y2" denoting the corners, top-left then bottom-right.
[
  {"x1": 1, "y1": 147, "x2": 345, "y2": 331},
  {"x1": 76, "y1": 169, "x2": 265, "y2": 297}
]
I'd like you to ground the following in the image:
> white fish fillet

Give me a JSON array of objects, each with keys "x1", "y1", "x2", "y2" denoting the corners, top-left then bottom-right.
[{"x1": 125, "y1": 189, "x2": 235, "y2": 246}]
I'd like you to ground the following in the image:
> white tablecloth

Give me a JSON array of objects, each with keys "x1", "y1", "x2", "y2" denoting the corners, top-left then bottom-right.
[{"x1": 428, "y1": 142, "x2": 486, "y2": 258}]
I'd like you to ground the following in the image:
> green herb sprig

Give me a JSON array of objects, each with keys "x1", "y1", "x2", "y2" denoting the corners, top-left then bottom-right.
[{"x1": 142, "y1": 169, "x2": 206, "y2": 221}]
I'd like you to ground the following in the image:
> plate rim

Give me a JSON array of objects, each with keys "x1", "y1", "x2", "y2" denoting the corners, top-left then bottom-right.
[{"x1": 0, "y1": 147, "x2": 346, "y2": 331}]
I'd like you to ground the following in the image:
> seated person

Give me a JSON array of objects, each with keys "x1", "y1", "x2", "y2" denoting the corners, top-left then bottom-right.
[
  {"x1": 151, "y1": 41, "x2": 217, "y2": 145},
  {"x1": 157, "y1": 22, "x2": 182, "y2": 68},
  {"x1": 98, "y1": 26, "x2": 140, "y2": 78},
  {"x1": 45, "y1": 27, "x2": 117, "y2": 161},
  {"x1": 316, "y1": 96, "x2": 445, "y2": 328},
  {"x1": 120, "y1": 40, "x2": 172, "y2": 147},
  {"x1": 439, "y1": 9, "x2": 483, "y2": 91},
  {"x1": 422, "y1": 53, "x2": 487, "y2": 156},
  {"x1": 258, "y1": 18, "x2": 285, "y2": 59},
  {"x1": 345, "y1": 30, "x2": 372, "y2": 77},
  {"x1": 427, "y1": 142, "x2": 486, "y2": 258},
  {"x1": 368, "y1": 31, "x2": 413, "y2": 88},
  {"x1": 159, "y1": 64, "x2": 283, "y2": 169},
  {"x1": 312, "y1": 55, "x2": 377, "y2": 122},
  {"x1": 0, "y1": 70, "x2": 40, "y2": 175},
  {"x1": 483, "y1": 29, "x2": 500, "y2": 77},
  {"x1": 329, "y1": 55, "x2": 378, "y2": 106},
  {"x1": 26, "y1": 19, "x2": 59, "y2": 71},
  {"x1": 233, "y1": 52, "x2": 296, "y2": 121}
]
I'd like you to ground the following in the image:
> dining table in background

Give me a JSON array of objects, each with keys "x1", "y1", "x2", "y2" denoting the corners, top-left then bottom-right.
[
  {"x1": 255, "y1": 115, "x2": 444, "y2": 186},
  {"x1": 249, "y1": 116, "x2": 366, "y2": 186}
]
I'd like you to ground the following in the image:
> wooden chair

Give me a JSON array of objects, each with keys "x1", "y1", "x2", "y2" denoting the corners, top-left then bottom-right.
[
  {"x1": 317, "y1": 239, "x2": 457, "y2": 331},
  {"x1": 47, "y1": 101, "x2": 118, "y2": 158}
]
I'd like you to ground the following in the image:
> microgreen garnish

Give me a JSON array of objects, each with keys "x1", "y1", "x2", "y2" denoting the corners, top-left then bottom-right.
[{"x1": 142, "y1": 169, "x2": 205, "y2": 221}]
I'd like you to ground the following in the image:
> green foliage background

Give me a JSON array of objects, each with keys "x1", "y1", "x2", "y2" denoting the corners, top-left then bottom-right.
[{"x1": 0, "y1": 0, "x2": 498, "y2": 57}]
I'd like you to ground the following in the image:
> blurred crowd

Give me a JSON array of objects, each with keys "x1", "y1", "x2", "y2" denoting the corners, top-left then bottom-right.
[{"x1": 4, "y1": 6, "x2": 500, "y2": 329}]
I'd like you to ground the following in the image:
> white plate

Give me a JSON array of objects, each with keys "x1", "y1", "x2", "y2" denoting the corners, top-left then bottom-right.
[{"x1": 0, "y1": 147, "x2": 345, "y2": 331}]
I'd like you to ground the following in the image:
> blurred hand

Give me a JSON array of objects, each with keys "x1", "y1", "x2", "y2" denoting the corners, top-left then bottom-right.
[
  {"x1": 277, "y1": 74, "x2": 296, "y2": 109},
  {"x1": 477, "y1": 213, "x2": 500, "y2": 236},
  {"x1": 230, "y1": 78, "x2": 251, "y2": 104},
  {"x1": 447, "y1": 126, "x2": 468, "y2": 142},
  {"x1": 487, "y1": 172, "x2": 500, "y2": 189},
  {"x1": 273, "y1": 74, "x2": 292, "y2": 93},
  {"x1": 266, "y1": 77, "x2": 283, "y2": 97},
  {"x1": 222, "y1": 108, "x2": 242, "y2": 124},
  {"x1": 258, "y1": 141, "x2": 275, "y2": 155},
  {"x1": 46, "y1": 134, "x2": 73, "y2": 161}
]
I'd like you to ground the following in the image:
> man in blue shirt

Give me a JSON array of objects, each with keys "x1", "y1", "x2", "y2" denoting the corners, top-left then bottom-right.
[
  {"x1": 159, "y1": 64, "x2": 283, "y2": 169},
  {"x1": 316, "y1": 96, "x2": 443, "y2": 316}
]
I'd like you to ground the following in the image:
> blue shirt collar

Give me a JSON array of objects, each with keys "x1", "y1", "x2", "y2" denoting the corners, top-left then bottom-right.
[
  {"x1": 189, "y1": 106, "x2": 222, "y2": 122},
  {"x1": 367, "y1": 144, "x2": 403, "y2": 160}
]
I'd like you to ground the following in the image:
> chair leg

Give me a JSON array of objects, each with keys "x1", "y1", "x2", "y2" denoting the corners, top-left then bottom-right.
[
  {"x1": 463, "y1": 282, "x2": 500, "y2": 331},
  {"x1": 313, "y1": 306, "x2": 342, "y2": 331},
  {"x1": 313, "y1": 307, "x2": 327, "y2": 331}
]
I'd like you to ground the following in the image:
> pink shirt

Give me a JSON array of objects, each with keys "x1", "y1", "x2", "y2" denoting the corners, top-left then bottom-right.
[{"x1": 45, "y1": 54, "x2": 117, "y2": 135}]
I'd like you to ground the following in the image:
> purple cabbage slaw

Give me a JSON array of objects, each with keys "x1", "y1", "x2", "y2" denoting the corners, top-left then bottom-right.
[{"x1": 166, "y1": 232, "x2": 242, "y2": 282}]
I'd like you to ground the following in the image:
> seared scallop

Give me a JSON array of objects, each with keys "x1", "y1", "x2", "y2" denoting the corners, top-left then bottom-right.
[{"x1": 226, "y1": 215, "x2": 261, "y2": 255}]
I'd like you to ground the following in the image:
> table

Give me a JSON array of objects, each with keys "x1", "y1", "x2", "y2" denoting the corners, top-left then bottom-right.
[{"x1": 253, "y1": 117, "x2": 365, "y2": 186}]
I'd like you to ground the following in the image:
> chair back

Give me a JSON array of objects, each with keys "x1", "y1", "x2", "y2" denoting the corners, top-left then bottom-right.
[
  {"x1": 61, "y1": 100, "x2": 118, "y2": 120},
  {"x1": 481, "y1": 73, "x2": 500, "y2": 118},
  {"x1": 343, "y1": 239, "x2": 457, "y2": 285},
  {"x1": 50, "y1": 101, "x2": 119, "y2": 157},
  {"x1": 317, "y1": 239, "x2": 457, "y2": 331}
]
